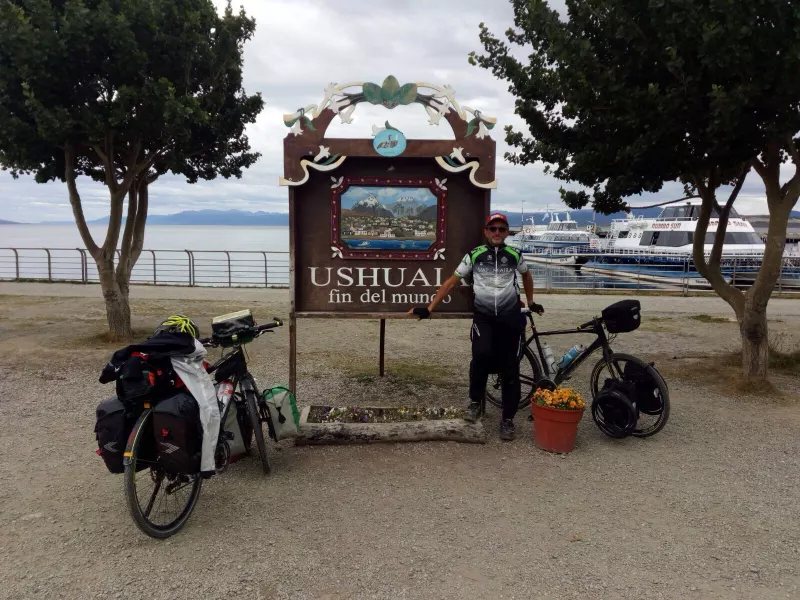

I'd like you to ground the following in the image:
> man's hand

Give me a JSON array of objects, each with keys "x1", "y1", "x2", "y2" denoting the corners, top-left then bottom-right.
[
  {"x1": 529, "y1": 302, "x2": 544, "y2": 315},
  {"x1": 408, "y1": 306, "x2": 431, "y2": 320}
]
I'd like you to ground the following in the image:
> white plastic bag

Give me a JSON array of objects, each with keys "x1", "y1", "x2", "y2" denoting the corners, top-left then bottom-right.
[{"x1": 262, "y1": 386, "x2": 300, "y2": 439}]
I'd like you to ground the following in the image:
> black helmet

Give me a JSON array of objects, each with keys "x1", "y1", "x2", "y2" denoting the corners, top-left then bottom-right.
[{"x1": 153, "y1": 314, "x2": 200, "y2": 339}]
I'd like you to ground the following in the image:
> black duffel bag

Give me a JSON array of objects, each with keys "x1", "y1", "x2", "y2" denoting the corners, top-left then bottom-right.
[{"x1": 152, "y1": 391, "x2": 204, "y2": 475}]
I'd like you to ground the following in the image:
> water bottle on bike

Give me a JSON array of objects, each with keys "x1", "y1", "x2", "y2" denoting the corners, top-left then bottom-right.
[{"x1": 557, "y1": 344, "x2": 586, "y2": 372}]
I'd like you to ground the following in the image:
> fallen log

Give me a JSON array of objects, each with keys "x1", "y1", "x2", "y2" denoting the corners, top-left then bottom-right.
[{"x1": 295, "y1": 416, "x2": 487, "y2": 446}]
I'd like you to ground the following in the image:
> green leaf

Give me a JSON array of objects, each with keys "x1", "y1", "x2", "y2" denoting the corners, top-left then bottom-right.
[
  {"x1": 396, "y1": 83, "x2": 418, "y2": 105},
  {"x1": 465, "y1": 118, "x2": 478, "y2": 137},
  {"x1": 362, "y1": 82, "x2": 383, "y2": 104},
  {"x1": 381, "y1": 75, "x2": 401, "y2": 103},
  {"x1": 301, "y1": 116, "x2": 316, "y2": 131}
]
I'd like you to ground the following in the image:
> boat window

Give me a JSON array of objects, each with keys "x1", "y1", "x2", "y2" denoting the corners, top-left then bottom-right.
[
  {"x1": 661, "y1": 208, "x2": 676, "y2": 219},
  {"x1": 673, "y1": 206, "x2": 690, "y2": 219},
  {"x1": 703, "y1": 232, "x2": 764, "y2": 245},
  {"x1": 657, "y1": 231, "x2": 693, "y2": 246},
  {"x1": 687, "y1": 205, "x2": 742, "y2": 219},
  {"x1": 640, "y1": 232, "x2": 654, "y2": 245},
  {"x1": 618, "y1": 231, "x2": 629, "y2": 239}
]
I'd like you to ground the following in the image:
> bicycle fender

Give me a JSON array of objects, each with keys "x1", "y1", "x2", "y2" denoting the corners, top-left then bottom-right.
[{"x1": 123, "y1": 408, "x2": 152, "y2": 466}]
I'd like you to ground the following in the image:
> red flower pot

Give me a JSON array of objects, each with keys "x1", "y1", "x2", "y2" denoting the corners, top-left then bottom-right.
[{"x1": 531, "y1": 402, "x2": 584, "y2": 453}]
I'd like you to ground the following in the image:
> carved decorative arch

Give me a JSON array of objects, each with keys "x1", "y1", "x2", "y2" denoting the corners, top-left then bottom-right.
[{"x1": 280, "y1": 76, "x2": 498, "y2": 189}]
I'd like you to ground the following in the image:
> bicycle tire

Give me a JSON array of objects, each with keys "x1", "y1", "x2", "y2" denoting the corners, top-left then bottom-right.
[
  {"x1": 486, "y1": 345, "x2": 544, "y2": 410},
  {"x1": 589, "y1": 353, "x2": 670, "y2": 438},
  {"x1": 243, "y1": 379, "x2": 271, "y2": 474},
  {"x1": 123, "y1": 411, "x2": 202, "y2": 539}
]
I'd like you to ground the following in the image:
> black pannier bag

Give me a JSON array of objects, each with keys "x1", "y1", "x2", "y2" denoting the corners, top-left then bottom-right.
[
  {"x1": 95, "y1": 397, "x2": 128, "y2": 474},
  {"x1": 623, "y1": 361, "x2": 665, "y2": 415},
  {"x1": 591, "y1": 378, "x2": 639, "y2": 439},
  {"x1": 152, "y1": 391, "x2": 204, "y2": 475},
  {"x1": 601, "y1": 299, "x2": 641, "y2": 333}
]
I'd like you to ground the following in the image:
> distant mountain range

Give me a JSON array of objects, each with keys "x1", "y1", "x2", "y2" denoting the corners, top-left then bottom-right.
[
  {"x1": 2, "y1": 208, "x2": 799, "y2": 226},
  {"x1": 89, "y1": 209, "x2": 291, "y2": 226},
  {"x1": 348, "y1": 194, "x2": 437, "y2": 221}
]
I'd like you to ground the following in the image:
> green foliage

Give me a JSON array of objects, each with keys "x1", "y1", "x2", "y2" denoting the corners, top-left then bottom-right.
[
  {"x1": 0, "y1": 0, "x2": 264, "y2": 188},
  {"x1": 470, "y1": 0, "x2": 800, "y2": 213}
]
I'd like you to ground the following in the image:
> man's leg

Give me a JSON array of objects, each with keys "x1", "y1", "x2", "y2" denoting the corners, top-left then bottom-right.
[
  {"x1": 465, "y1": 319, "x2": 493, "y2": 422},
  {"x1": 497, "y1": 320, "x2": 523, "y2": 438}
]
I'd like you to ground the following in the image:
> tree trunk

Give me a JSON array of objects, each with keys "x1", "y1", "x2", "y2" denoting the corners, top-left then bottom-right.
[
  {"x1": 739, "y1": 302, "x2": 769, "y2": 379},
  {"x1": 295, "y1": 411, "x2": 487, "y2": 446},
  {"x1": 97, "y1": 252, "x2": 132, "y2": 341}
]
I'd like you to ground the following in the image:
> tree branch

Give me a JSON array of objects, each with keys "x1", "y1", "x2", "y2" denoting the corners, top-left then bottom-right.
[
  {"x1": 92, "y1": 130, "x2": 118, "y2": 192},
  {"x1": 786, "y1": 134, "x2": 800, "y2": 165},
  {"x1": 130, "y1": 178, "x2": 149, "y2": 268},
  {"x1": 116, "y1": 178, "x2": 139, "y2": 283},
  {"x1": 781, "y1": 134, "x2": 800, "y2": 198},
  {"x1": 709, "y1": 164, "x2": 749, "y2": 269},
  {"x1": 690, "y1": 172, "x2": 744, "y2": 315},
  {"x1": 65, "y1": 146, "x2": 100, "y2": 257},
  {"x1": 626, "y1": 195, "x2": 701, "y2": 210}
]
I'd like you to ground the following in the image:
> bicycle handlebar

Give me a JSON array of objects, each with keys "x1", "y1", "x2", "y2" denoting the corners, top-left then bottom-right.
[
  {"x1": 199, "y1": 316, "x2": 284, "y2": 347},
  {"x1": 521, "y1": 305, "x2": 598, "y2": 330}
]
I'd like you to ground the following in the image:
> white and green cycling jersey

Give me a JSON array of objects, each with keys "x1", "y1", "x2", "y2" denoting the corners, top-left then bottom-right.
[{"x1": 455, "y1": 243, "x2": 528, "y2": 318}]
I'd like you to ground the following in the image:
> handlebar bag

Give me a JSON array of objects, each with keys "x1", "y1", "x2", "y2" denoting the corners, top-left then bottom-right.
[
  {"x1": 262, "y1": 386, "x2": 300, "y2": 440},
  {"x1": 601, "y1": 300, "x2": 641, "y2": 333}
]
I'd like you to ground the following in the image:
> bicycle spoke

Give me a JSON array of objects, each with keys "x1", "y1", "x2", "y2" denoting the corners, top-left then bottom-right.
[{"x1": 144, "y1": 476, "x2": 163, "y2": 519}]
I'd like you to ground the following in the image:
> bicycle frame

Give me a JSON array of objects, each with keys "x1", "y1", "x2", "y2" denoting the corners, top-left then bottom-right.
[
  {"x1": 524, "y1": 313, "x2": 620, "y2": 387},
  {"x1": 206, "y1": 344, "x2": 278, "y2": 443}
]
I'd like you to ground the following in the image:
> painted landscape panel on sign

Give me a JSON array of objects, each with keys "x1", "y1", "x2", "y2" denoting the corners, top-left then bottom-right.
[{"x1": 339, "y1": 186, "x2": 438, "y2": 251}]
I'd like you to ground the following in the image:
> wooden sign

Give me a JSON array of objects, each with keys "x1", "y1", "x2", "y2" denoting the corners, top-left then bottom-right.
[{"x1": 281, "y1": 76, "x2": 499, "y2": 388}]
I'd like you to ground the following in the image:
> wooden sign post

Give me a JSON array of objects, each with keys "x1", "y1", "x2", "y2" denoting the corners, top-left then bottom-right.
[{"x1": 280, "y1": 76, "x2": 499, "y2": 392}]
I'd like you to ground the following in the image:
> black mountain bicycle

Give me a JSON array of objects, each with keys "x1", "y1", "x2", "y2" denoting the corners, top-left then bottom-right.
[
  {"x1": 486, "y1": 304, "x2": 670, "y2": 437},
  {"x1": 122, "y1": 315, "x2": 283, "y2": 538}
]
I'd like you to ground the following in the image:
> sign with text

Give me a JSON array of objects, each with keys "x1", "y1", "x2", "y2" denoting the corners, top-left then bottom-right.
[{"x1": 292, "y1": 158, "x2": 488, "y2": 314}]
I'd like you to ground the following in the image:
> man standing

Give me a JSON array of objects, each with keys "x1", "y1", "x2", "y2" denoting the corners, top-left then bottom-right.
[{"x1": 410, "y1": 213, "x2": 542, "y2": 440}]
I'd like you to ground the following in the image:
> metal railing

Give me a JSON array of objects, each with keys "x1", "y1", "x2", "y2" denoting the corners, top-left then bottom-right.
[
  {"x1": 1, "y1": 247, "x2": 798, "y2": 294},
  {"x1": 0, "y1": 248, "x2": 289, "y2": 288}
]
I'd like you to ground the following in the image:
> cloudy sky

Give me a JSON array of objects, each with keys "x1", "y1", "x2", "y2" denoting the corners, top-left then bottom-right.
[{"x1": 0, "y1": 0, "x2": 793, "y2": 223}]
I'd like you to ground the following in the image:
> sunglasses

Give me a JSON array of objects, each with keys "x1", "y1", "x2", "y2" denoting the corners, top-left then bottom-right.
[{"x1": 486, "y1": 226, "x2": 508, "y2": 233}]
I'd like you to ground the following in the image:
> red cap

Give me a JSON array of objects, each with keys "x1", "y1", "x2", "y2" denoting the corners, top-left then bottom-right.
[{"x1": 485, "y1": 212, "x2": 510, "y2": 227}]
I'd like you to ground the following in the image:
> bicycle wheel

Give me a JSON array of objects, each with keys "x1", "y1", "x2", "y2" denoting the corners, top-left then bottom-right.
[
  {"x1": 242, "y1": 377, "x2": 271, "y2": 474},
  {"x1": 123, "y1": 411, "x2": 202, "y2": 539},
  {"x1": 486, "y1": 345, "x2": 544, "y2": 410},
  {"x1": 590, "y1": 353, "x2": 670, "y2": 438}
]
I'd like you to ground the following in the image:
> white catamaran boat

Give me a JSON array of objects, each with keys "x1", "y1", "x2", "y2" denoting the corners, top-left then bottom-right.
[
  {"x1": 509, "y1": 212, "x2": 602, "y2": 265},
  {"x1": 584, "y1": 200, "x2": 799, "y2": 287}
]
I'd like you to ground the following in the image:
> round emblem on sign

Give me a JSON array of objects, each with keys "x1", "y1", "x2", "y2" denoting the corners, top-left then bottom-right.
[{"x1": 373, "y1": 122, "x2": 407, "y2": 157}]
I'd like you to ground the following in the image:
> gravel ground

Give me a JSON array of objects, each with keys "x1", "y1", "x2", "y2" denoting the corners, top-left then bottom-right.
[{"x1": 0, "y1": 283, "x2": 799, "y2": 600}]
